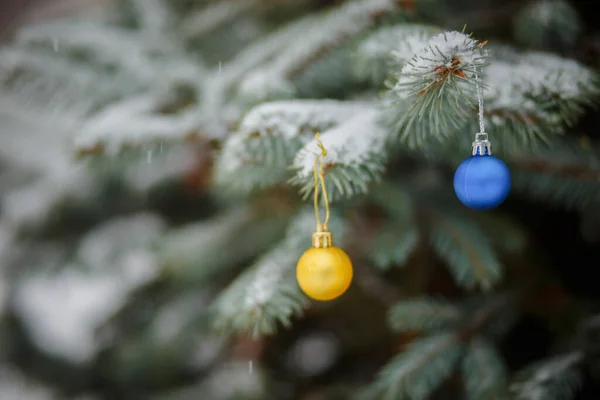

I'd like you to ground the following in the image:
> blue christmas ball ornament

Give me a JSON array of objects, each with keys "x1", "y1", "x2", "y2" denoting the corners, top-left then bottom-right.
[{"x1": 453, "y1": 155, "x2": 511, "y2": 210}]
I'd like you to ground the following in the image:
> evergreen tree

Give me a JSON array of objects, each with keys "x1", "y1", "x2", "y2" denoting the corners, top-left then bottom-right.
[{"x1": 0, "y1": 0, "x2": 599, "y2": 399}]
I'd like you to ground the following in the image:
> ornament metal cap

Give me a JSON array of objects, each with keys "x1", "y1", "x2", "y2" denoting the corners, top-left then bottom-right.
[
  {"x1": 312, "y1": 223, "x2": 332, "y2": 248},
  {"x1": 472, "y1": 132, "x2": 492, "y2": 156}
]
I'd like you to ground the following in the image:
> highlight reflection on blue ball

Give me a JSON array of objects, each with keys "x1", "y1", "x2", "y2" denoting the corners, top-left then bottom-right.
[{"x1": 453, "y1": 155, "x2": 511, "y2": 210}]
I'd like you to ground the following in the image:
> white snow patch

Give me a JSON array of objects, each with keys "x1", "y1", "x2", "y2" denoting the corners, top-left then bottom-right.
[
  {"x1": 238, "y1": 100, "x2": 371, "y2": 139},
  {"x1": 75, "y1": 95, "x2": 200, "y2": 155}
]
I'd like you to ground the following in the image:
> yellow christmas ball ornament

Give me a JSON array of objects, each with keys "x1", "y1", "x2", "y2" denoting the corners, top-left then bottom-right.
[
  {"x1": 296, "y1": 226, "x2": 353, "y2": 301},
  {"x1": 295, "y1": 132, "x2": 353, "y2": 301}
]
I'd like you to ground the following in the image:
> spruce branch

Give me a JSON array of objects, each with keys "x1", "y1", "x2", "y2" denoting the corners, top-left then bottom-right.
[
  {"x1": 364, "y1": 294, "x2": 516, "y2": 400},
  {"x1": 387, "y1": 298, "x2": 462, "y2": 333},
  {"x1": 428, "y1": 215, "x2": 503, "y2": 291},
  {"x1": 387, "y1": 31, "x2": 488, "y2": 147},
  {"x1": 74, "y1": 95, "x2": 200, "y2": 157},
  {"x1": 211, "y1": 209, "x2": 348, "y2": 337},
  {"x1": 198, "y1": 13, "x2": 318, "y2": 122},
  {"x1": 214, "y1": 100, "x2": 369, "y2": 193},
  {"x1": 509, "y1": 352, "x2": 584, "y2": 400},
  {"x1": 386, "y1": 32, "x2": 599, "y2": 151},
  {"x1": 14, "y1": 18, "x2": 196, "y2": 87},
  {"x1": 0, "y1": 48, "x2": 130, "y2": 113},
  {"x1": 517, "y1": 52, "x2": 600, "y2": 125},
  {"x1": 235, "y1": 0, "x2": 404, "y2": 103},
  {"x1": 357, "y1": 333, "x2": 463, "y2": 400},
  {"x1": 484, "y1": 54, "x2": 599, "y2": 138},
  {"x1": 290, "y1": 108, "x2": 388, "y2": 200},
  {"x1": 462, "y1": 337, "x2": 508, "y2": 400},
  {"x1": 211, "y1": 240, "x2": 308, "y2": 337}
]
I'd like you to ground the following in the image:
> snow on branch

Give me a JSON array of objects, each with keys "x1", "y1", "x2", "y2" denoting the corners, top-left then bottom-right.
[
  {"x1": 387, "y1": 30, "x2": 488, "y2": 147},
  {"x1": 387, "y1": 30, "x2": 599, "y2": 150},
  {"x1": 510, "y1": 352, "x2": 583, "y2": 400},
  {"x1": 354, "y1": 24, "x2": 441, "y2": 85},
  {"x1": 290, "y1": 108, "x2": 388, "y2": 199},
  {"x1": 74, "y1": 95, "x2": 200, "y2": 156},
  {"x1": 14, "y1": 17, "x2": 204, "y2": 89},
  {"x1": 235, "y1": 0, "x2": 403, "y2": 103},
  {"x1": 0, "y1": 47, "x2": 136, "y2": 112},
  {"x1": 17, "y1": 21, "x2": 160, "y2": 82},
  {"x1": 481, "y1": 52, "x2": 598, "y2": 147},
  {"x1": 512, "y1": 52, "x2": 598, "y2": 122},
  {"x1": 214, "y1": 100, "x2": 369, "y2": 192},
  {"x1": 238, "y1": 100, "x2": 371, "y2": 140},
  {"x1": 211, "y1": 241, "x2": 307, "y2": 337}
]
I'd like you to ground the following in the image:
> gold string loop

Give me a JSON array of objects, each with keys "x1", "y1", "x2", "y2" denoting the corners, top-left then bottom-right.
[{"x1": 313, "y1": 133, "x2": 330, "y2": 233}]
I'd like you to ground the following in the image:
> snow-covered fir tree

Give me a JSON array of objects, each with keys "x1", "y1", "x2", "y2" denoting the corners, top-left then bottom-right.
[{"x1": 0, "y1": 0, "x2": 599, "y2": 398}]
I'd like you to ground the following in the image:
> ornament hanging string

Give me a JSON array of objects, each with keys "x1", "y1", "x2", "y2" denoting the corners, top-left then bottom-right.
[
  {"x1": 295, "y1": 132, "x2": 353, "y2": 301},
  {"x1": 453, "y1": 53, "x2": 511, "y2": 211},
  {"x1": 313, "y1": 133, "x2": 330, "y2": 231},
  {"x1": 474, "y1": 70, "x2": 485, "y2": 134},
  {"x1": 472, "y1": 69, "x2": 491, "y2": 156}
]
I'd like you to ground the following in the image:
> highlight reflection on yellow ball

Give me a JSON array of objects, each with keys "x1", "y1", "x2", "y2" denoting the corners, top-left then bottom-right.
[{"x1": 296, "y1": 246, "x2": 353, "y2": 301}]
